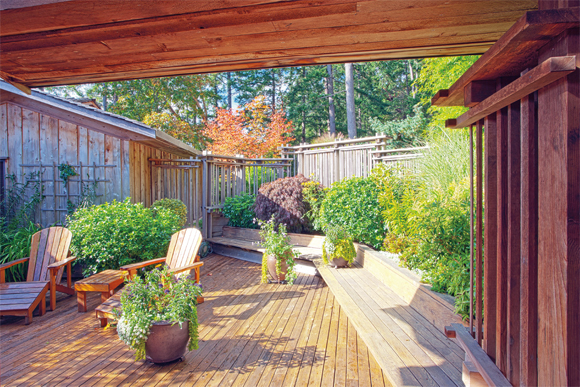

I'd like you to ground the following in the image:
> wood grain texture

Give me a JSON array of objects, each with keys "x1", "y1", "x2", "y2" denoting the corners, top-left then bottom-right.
[
  {"x1": 0, "y1": 1, "x2": 537, "y2": 87},
  {"x1": 520, "y1": 91, "x2": 538, "y2": 387}
]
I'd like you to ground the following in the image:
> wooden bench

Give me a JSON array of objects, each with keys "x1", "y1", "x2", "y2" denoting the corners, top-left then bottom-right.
[
  {"x1": 95, "y1": 290, "x2": 123, "y2": 327},
  {"x1": 313, "y1": 257, "x2": 465, "y2": 386},
  {"x1": 0, "y1": 282, "x2": 49, "y2": 324},
  {"x1": 75, "y1": 270, "x2": 124, "y2": 312}
]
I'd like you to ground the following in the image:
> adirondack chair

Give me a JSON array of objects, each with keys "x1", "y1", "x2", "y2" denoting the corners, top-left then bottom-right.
[
  {"x1": 95, "y1": 227, "x2": 204, "y2": 327},
  {"x1": 0, "y1": 227, "x2": 77, "y2": 324}
]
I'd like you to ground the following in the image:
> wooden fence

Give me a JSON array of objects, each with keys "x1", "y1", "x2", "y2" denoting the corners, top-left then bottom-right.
[{"x1": 281, "y1": 135, "x2": 425, "y2": 187}]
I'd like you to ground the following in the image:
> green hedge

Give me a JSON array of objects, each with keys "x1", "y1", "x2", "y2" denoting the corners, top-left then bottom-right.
[
  {"x1": 68, "y1": 198, "x2": 181, "y2": 276},
  {"x1": 222, "y1": 193, "x2": 258, "y2": 229}
]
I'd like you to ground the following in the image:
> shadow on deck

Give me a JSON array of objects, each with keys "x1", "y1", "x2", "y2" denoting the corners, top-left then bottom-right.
[{"x1": 1, "y1": 254, "x2": 392, "y2": 387}]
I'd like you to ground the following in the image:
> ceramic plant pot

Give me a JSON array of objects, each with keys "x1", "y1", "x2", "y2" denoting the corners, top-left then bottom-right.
[
  {"x1": 266, "y1": 254, "x2": 288, "y2": 282},
  {"x1": 330, "y1": 257, "x2": 349, "y2": 268},
  {"x1": 145, "y1": 320, "x2": 189, "y2": 364}
]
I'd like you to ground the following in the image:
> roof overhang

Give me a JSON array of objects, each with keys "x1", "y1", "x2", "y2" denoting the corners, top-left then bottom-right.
[
  {"x1": 0, "y1": 81, "x2": 200, "y2": 157},
  {"x1": 0, "y1": 0, "x2": 538, "y2": 87}
]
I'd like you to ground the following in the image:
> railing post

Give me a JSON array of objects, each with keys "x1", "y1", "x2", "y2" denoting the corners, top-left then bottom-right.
[{"x1": 201, "y1": 151, "x2": 212, "y2": 239}]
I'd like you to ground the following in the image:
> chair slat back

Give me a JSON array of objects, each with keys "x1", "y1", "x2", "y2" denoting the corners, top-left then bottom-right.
[
  {"x1": 27, "y1": 227, "x2": 72, "y2": 283},
  {"x1": 166, "y1": 228, "x2": 202, "y2": 270}
]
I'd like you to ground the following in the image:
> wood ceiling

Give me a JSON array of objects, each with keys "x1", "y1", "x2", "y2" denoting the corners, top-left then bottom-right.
[{"x1": 0, "y1": 0, "x2": 538, "y2": 87}]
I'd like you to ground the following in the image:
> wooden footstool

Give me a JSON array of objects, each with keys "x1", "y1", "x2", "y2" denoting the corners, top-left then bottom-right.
[
  {"x1": 0, "y1": 282, "x2": 49, "y2": 324},
  {"x1": 75, "y1": 270, "x2": 124, "y2": 312}
]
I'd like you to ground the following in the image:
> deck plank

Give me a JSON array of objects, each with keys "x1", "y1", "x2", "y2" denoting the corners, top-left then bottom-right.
[{"x1": 1, "y1": 255, "x2": 393, "y2": 387}]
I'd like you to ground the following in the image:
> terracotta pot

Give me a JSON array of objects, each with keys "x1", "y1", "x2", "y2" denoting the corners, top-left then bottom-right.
[
  {"x1": 330, "y1": 257, "x2": 349, "y2": 268},
  {"x1": 266, "y1": 254, "x2": 288, "y2": 283},
  {"x1": 145, "y1": 320, "x2": 189, "y2": 364}
]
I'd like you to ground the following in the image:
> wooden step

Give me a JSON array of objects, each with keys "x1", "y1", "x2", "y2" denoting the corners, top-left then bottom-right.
[{"x1": 313, "y1": 259, "x2": 465, "y2": 387}]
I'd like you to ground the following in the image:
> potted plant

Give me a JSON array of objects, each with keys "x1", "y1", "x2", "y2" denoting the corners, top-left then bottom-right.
[
  {"x1": 322, "y1": 225, "x2": 356, "y2": 268},
  {"x1": 117, "y1": 266, "x2": 203, "y2": 363},
  {"x1": 258, "y1": 217, "x2": 299, "y2": 284}
]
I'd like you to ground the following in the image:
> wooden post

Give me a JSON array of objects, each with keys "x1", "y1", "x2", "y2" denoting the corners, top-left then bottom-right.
[
  {"x1": 495, "y1": 104, "x2": 509, "y2": 375},
  {"x1": 476, "y1": 119, "x2": 483, "y2": 346},
  {"x1": 536, "y1": 26, "x2": 580, "y2": 387},
  {"x1": 469, "y1": 124, "x2": 474, "y2": 338},
  {"x1": 507, "y1": 101, "x2": 521, "y2": 386},
  {"x1": 520, "y1": 90, "x2": 538, "y2": 387}
]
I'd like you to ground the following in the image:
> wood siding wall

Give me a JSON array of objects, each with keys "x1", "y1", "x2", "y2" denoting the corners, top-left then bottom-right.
[
  {"x1": 0, "y1": 102, "x2": 131, "y2": 226},
  {"x1": 129, "y1": 142, "x2": 203, "y2": 226}
]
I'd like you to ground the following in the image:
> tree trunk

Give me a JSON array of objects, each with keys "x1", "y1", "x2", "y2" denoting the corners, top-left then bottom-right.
[
  {"x1": 227, "y1": 72, "x2": 232, "y2": 110},
  {"x1": 102, "y1": 94, "x2": 108, "y2": 111},
  {"x1": 345, "y1": 63, "x2": 356, "y2": 139},
  {"x1": 326, "y1": 64, "x2": 336, "y2": 136},
  {"x1": 271, "y1": 69, "x2": 276, "y2": 110}
]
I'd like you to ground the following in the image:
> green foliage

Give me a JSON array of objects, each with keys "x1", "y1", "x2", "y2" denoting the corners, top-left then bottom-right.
[
  {"x1": 254, "y1": 174, "x2": 311, "y2": 233},
  {"x1": 117, "y1": 266, "x2": 203, "y2": 361},
  {"x1": 1, "y1": 173, "x2": 45, "y2": 232},
  {"x1": 370, "y1": 105, "x2": 428, "y2": 149},
  {"x1": 222, "y1": 193, "x2": 258, "y2": 229},
  {"x1": 151, "y1": 198, "x2": 188, "y2": 227},
  {"x1": 67, "y1": 198, "x2": 181, "y2": 276},
  {"x1": 322, "y1": 225, "x2": 356, "y2": 266},
  {"x1": 58, "y1": 162, "x2": 77, "y2": 185},
  {"x1": 258, "y1": 217, "x2": 298, "y2": 285},
  {"x1": 415, "y1": 55, "x2": 479, "y2": 128},
  {"x1": 317, "y1": 175, "x2": 385, "y2": 249},
  {"x1": 301, "y1": 179, "x2": 326, "y2": 228},
  {"x1": 375, "y1": 130, "x2": 473, "y2": 319},
  {"x1": 0, "y1": 222, "x2": 41, "y2": 282}
]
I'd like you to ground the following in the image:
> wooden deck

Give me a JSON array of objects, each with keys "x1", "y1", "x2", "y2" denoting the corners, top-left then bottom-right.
[{"x1": 0, "y1": 254, "x2": 391, "y2": 387}]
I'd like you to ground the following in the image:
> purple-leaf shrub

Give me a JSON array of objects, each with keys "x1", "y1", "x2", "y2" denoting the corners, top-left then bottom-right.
[{"x1": 254, "y1": 174, "x2": 310, "y2": 233}]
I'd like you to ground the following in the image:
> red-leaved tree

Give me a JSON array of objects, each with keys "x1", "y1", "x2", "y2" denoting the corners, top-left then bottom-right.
[{"x1": 203, "y1": 96, "x2": 294, "y2": 157}]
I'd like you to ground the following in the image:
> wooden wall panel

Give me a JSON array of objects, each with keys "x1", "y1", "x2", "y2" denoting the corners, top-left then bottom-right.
[
  {"x1": 0, "y1": 102, "x2": 134, "y2": 226},
  {"x1": 0, "y1": 104, "x2": 7, "y2": 157}
]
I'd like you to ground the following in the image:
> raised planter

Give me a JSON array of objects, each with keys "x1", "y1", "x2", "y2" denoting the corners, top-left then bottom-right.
[{"x1": 145, "y1": 321, "x2": 190, "y2": 364}]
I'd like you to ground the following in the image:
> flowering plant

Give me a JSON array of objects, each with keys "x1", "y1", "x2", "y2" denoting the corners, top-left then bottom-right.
[
  {"x1": 117, "y1": 266, "x2": 203, "y2": 360},
  {"x1": 322, "y1": 225, "x2": 356, "y2": 266},
  {"x1": 258, "y1": 217, "x2": 299, "y2": 285}
]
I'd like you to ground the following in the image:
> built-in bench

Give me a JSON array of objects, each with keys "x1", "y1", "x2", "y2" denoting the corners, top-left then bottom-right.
[{"x1": 211, "y1": 226, "x2": 467, "y2": 386}]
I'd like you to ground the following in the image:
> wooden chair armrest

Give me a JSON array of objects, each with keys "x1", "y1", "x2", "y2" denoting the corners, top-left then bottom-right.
[
  {"x1": 120, "y1": 257, "x2": 166, "y2": 271},
  {"x1": 0, "y1": 257, "x2": 29, "y2": 272},
  {"x1": 47, "y1": 256, "x2": 78, "y2": 271},
  {"x1": 168, "y1": 262, "x2": 204, "y2": 275}
]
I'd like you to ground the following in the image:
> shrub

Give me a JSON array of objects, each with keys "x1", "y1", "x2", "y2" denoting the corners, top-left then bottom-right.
[
  {"x1": 301, "y1": 180, "x2": 326, "y2": 229},
  {"x1": 254, "y1": 174, "x2": 310, "y2": 233},
  {"x1": 67, "y1": 198, "x2": 181, "y2": 276},
  {"x1": 151, "y1": 198, "x2": 188, "y2": 227},
  {"x1": 318, "y1": 175, "x2": 385, "y2": 249},
  {"x1": 322, "y1": 225, "x2": 356, "y2": 266},
  {"x1": 222, "y1": 193, "x2": 258, "y2": 229},
  {"x1": 0, "y1": 221, "x2": 41, "y2": 282}
]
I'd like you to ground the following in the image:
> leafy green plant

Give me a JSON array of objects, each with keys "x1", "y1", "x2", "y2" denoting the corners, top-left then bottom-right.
[
  {"x1": 1, "y1": 172, "x2": 45, "y2": 232},
  {"x1": 58, "y1": 162, "x2": 77, "y2": 185},
  {"x1": 67, "y1": 198, "x2": 181, "y2": 276},
  {"x1": 0, "y1": 221, "x2": 41, "y2": 282},
  {"x1": 254, "y1": 174, "x2": 311, "y2": 232},
  {"x1": 322, "y1": 225, "x2": 356, "y2": 266},
  {"x1": 222, "y1": 193, "x2": 258, "y2": 229},
  {"x1": 258, "y1": 217, "x2": 298, "y2": 285},
  {"x1": 301, "y1": 179, "x2": 326, "y2": 229},
  {"x1": 370, "y1": 105, "x2": 428, "y2": 148},
  {"x1": 317, "y1": 175, "x2": 385, "y2": 249},
  {"x1": 151, "y1": 198, "x2": 188, "y2": 227},
  {"x1": 117, "y1": 266, "x2": 203, "y2": 361}
]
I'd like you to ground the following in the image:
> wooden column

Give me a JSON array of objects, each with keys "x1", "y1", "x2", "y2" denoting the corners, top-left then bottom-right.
[
  {"x1": 495, "y1": 104, "x2": 509, "y2": 375},
  {"x1": 537, "y1": 27, "x2": 580, "y2": 387},
  {"x1": 507, "y1": 101, "x2": 521, "y2": 386},
  {"x1": 483, "y1": 112, "x2": 498, "y2": 361},
  {"x1": 520, "y1": 90, "x2": 538, "y2": 387},
  {"x1": 475, "y1": 120, "x2": 483, "y2": 346}
]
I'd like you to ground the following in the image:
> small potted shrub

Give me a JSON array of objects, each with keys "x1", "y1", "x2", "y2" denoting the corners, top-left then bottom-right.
[
  {"x1": 322, "y1": 225, "x2": 356, "y2": 268},
  {"x1": 117, "y1": 266, "x2": 203, "y2": 363},
  {"x1": 259, "y1": 217, "x2": 299, "y2": 284}
]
